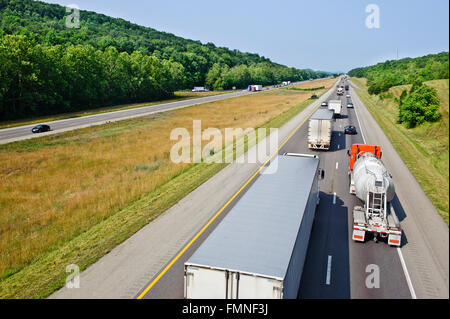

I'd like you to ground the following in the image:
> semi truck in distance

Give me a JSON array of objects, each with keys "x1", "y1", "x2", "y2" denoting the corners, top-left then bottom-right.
[
  {"x1": 192, "y1": 86, "x2": 209, "y2": 92},
  {"x1": 248, "y1": 84, "x2": 263, "y2": 92},
  {"x1": 348, "y1": 144, "x2": 402, "y2": 246},
  {"x1": 328, "y1": 100, "x2": 342, "y2": 118},
  {"x1": 184, "y1": 153, "x2": 325, "y2": 299},
  {"x1": 308, "y1": 108, "x2": 334, "y2": 150}
]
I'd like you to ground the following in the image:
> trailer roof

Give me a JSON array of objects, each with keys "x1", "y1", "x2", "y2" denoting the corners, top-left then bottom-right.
[
  {"x1": 310, "y1": 108, "x2": 334, "y2": 120},
  {"x1": 186, "y1": 155, "x2": 319, "y2": 280}
]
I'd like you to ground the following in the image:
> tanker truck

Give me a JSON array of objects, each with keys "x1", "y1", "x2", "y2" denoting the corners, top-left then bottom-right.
[{"x1": 347, "y1": 144, "x2": 402, "y2": 246}]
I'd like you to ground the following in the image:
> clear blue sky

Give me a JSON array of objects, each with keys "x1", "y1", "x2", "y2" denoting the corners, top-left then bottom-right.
[{"x1": 43, "y1": 0, "x2": 449, "y2": 72}]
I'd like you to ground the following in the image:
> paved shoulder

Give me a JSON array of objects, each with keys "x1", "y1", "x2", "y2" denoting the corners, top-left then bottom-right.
[{"x1": 350, "y1": 85, "x2": 449, "y2": 299}]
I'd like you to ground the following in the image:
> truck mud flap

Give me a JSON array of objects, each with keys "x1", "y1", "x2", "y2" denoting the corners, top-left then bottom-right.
[
  {"x1": 352, "y1": 229, "x2": 365, "y2": 242},
  {"x1": 388, "y1": 233, "x2": 401, "y2": 247}
]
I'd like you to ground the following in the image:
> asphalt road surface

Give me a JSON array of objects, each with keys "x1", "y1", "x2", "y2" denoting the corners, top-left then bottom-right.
[
  {"x1": 50, "y1": 78, "x2": 448, "y2": 299},
  {"x1": 0, "y1": 81, "x2": 312, "y2": 145},
  {"x1": 141, "y1": 78, "x2": 414, "y2": 299}
]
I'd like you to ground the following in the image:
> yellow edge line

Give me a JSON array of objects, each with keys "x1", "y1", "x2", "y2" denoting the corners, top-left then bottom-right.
[{"x1": 136, "y1": 101, "x2": 321, "y2": 299}]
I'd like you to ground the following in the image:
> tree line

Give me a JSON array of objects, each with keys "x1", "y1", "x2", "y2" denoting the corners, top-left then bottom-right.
[
  {"x1": 0, "y1": 35, "x2": 185, "y2": 120},
  {"x1": 0, "y1": 0, "x2": 328, "y2": 120},
  {"x1": 348, "y1": 52, "x2": 449, "y2": 95},
  {"x1": 348, "y1": 52, "x2": 448, "y2": 128}
]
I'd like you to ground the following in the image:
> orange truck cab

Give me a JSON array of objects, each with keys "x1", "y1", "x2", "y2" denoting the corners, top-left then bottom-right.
[{"x1": 348, "y1": 144, "x2": 382, "y2": 171}]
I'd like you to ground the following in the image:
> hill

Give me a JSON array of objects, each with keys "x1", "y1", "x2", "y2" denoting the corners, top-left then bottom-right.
[
  {"x1": 351, "y1": 77, "x2": 449, "y2": 224},
  {"x1": 348, "y1": 52, "x2": 449, "y2": 95},
  {"x1": 0, "y1": 0, "x2": 327, "y2": 120}
]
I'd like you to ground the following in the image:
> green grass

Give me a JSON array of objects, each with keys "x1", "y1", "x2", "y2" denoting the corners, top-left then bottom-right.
[
  {"x1": 0, "y1": 83, "x2": 333, "y2": 299},
  {"x1": 351, "y1": 77, "x2": 449, "y2": 225}
]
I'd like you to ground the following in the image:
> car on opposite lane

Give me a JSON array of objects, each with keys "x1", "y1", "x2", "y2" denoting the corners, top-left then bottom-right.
[
  {"x1": 31, "y1": 124, "x2": 51, "y2": 133},
  {"x1": 344, "y1": 125, "x2": 357, "y2": 135},
  {"x1": 321, "y1": 101, "x2": 328, "y2": 107}
]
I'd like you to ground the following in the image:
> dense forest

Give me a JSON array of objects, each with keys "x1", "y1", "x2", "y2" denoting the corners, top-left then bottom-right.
[
  {"x1": 348, "y1": 52, "x2": 449, "y2": 95},
  {"x1": 349, "y1": 52, "x2": 449, "y2": 128},
  {"x1": 0, "y1": 0, "x2": 328, "y2": 120}
]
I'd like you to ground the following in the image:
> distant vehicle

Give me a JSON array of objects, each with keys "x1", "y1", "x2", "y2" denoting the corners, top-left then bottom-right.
[
  {"x1": 328, "y1": 100, "x2": 342, "y2": 118},
  {"x1": 310, "y1": 94, "x2": 319, "y2": 99},
  {"x1": 192, "y1": 87, "x2": 209, "y2": 92},
  {"x1": 308, "y1": 109, "x2": 334, "y2": 150},
  {"x1": 346, "y1": 94, "x2": 351, "y2": 98},
  {"x1": 345, "y1": 85, "x2": 349, "y2": 91},
  {"x1": 321, "y1": 101, "x2": 328, "y2": 107},
  {"x1": 347, "y1": 102, "x2": 354, "y2": 108},
  {"x1": 344, "y1": 125, "x2": 357, "y2": 135},
  {"x1": 248, "y1": 84, "x2": 263, "y2": 92},
  {"x1": 337, "y1": 87, "x2": 344, "y2": 96},
  {"x1": 31, "y1": 124, "x2": 51, "y2": 133}
]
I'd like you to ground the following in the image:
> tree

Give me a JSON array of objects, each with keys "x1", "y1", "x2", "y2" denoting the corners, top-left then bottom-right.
[{"x1": 398, "y1": 83, "x2": 441, "y2": 128}]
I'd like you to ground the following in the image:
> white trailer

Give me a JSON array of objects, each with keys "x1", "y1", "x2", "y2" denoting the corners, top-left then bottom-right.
[
  {"x1": 184, "y1": 154, "x2": 324, "y2": 299},
  {"x1": 251, "y1": 85, "x2": 263, "y2": 92},
  {"x1": 192, "y1": 86, "x2": 208, "y2": 92},
  {"x1": 328, "y1": 100, "x2": 342, "y2": 118},
  {"x1": 308, "y1": 109, "x2": 334, "y2": 150}
]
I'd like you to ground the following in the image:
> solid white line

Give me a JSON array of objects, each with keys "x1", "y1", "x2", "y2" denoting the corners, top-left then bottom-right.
[
  {"x1": 326, "y1": 255, "x2": 332, "y2": 285},
  {"x1": 333, "y1": 192, "x2": 336, "y2": 204},
  {"x1": 351, "y1": 85, "x2": 417, "y2": 300},
  {"x1": 336, "y1": 162, "x2": 339, "y2": 170},
  {"x1": 397, "y1": 247, "x2": 417, "y2": 299}
]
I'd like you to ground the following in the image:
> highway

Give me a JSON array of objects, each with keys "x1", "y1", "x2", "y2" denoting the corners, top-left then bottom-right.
[
  {"x1": 0, "y1": 82, "x2": 310, "y2": 145},
  {"x1": 140, "y1": 78, "x2": 411, "y2": 299},
  {"x1": 50, "y1": 78, "x2": 448, "y2": 299}
]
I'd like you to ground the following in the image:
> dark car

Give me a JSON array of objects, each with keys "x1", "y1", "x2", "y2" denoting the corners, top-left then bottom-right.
[
  {"x1": 344, "y1": 125, "x2": 357, "y2": 135},
  {"x1": 32, "y1": 124, "x2": 51, "y2": 133},
  {"x1": 321, "y1": 101, "x2": 328, "y2": 107}
]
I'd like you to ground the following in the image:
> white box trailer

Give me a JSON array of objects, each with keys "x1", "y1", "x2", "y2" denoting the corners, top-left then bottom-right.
[
  {"x1": 184, "y1": 154, "x2": 323, "y2": 299},
  {"x1": 308, "y1": 109, "x2": 334, "y2": 150},
  {"x1": 328, "y1": 100, "x2": 342, "y2": 118},
  {"x1": 252, "y1": 85, "x2": 263, "y2": 91}
]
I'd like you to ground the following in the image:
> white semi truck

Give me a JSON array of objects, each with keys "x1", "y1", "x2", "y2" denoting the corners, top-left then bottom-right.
[
  {"x1": 328, "y1": 100, "x2": 342, "y2": 118},
  {"x1": 248, "y1": 85, "x2": 263, "y2": 92},
  {"x1": 308, "y1": 108, "x2": 334, "y2": 150},
  {"x1": 184, "y1": 154, "x2": 325, "y2": 299},
  {"x1": 348, "y1": 144, "x2": 402, "y2": 246}
]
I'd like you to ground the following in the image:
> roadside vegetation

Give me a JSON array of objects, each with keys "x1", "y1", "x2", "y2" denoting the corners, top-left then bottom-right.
[
  {"x1": 0, "y1": 0, "x2": 328, "y2": 121},
  {"x1": 286, "y1": 86, "x2": 325, "y2": 91},
  {"x1": 0, "y1": 91, "x2": 226, "y2": 130},
  {"x1": 351, "y1": 77, "x2": 449, "y2": 225},
  {"x1": 0, "y1": 77, "x2": 336, "y2": 298},
  {"x1": 348, "y1": 52, "x2": 448, "y2": 95}
]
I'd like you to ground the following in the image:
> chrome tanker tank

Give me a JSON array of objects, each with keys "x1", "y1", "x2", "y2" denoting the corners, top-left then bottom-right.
[{"x1": 353, "y1": 152, "x2": 395, "y2": 202}]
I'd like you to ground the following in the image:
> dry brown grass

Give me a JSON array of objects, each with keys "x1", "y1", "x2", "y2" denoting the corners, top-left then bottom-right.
[{"x1": 0, "y1": 78, "x2": 336, "y2": 278}]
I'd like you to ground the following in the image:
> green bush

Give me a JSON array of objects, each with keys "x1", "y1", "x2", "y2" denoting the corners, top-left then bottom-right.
[{"x1": 398, "y1": 83, "x2": 441, "y2": 128}]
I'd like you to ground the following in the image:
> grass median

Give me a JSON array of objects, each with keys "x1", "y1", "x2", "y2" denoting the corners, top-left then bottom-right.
[
  {"x1": 0, "y1": 77, "x2": 336, "y2": 298},
  {"x1": 351, "y1": 77, "x2": 449, "y2": 225}
]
